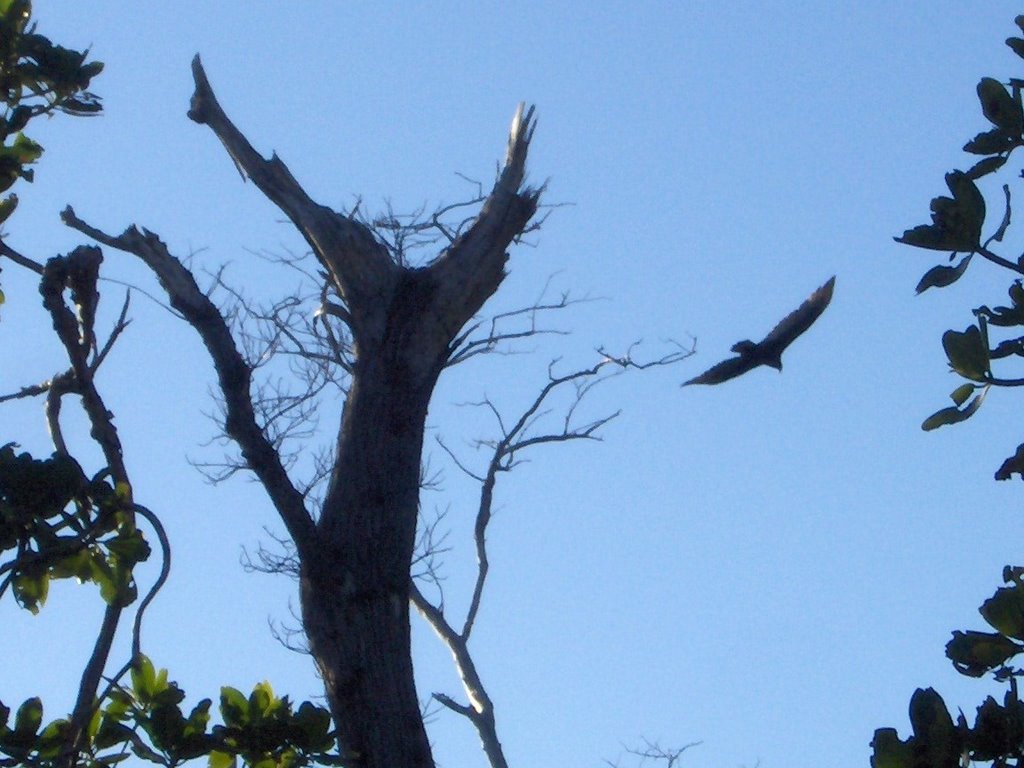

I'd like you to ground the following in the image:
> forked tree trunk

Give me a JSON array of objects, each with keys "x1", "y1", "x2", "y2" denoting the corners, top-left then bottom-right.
[{"x1": 68, "y1": 58, "x2": 541, "y2": 768}]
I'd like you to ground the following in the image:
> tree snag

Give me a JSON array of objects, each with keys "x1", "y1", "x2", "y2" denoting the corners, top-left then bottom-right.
[{"x1": 66, "y1": 56, "x2": 541, "y2": 768}]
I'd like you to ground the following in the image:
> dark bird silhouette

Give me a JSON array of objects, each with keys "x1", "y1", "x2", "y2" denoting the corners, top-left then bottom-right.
[{"x1": 683, "y1": 275, "x2": 835, "y2": 386}]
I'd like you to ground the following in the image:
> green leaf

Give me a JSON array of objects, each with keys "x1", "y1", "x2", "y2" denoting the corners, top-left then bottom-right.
[
  {"x1": 996, "y1": 442, "x2": 1024, "y2": 480},
  {"x1": 12, "y1": 568, "x2": 49, "y2": 613},
  {"x1": 248, "y1": 681, "x2": 275, "y2": 722},
  {"x1": 922, "y1": 386, "x2": 987, "y2": 431},
  {"x1": 896, "y1": 172, "x2": 985, "y2": 252},
  {"x1": 908, "y1": 688, "x2": 960, "y2": 768},
  {"x1": 0, "y1": 192, "x2": 17, "y2": 224},
  {"x1": 220, "y1": 687, "x2": 248, "y2": 729},
  {"x1": 966, "y1": 154, "x2": 1008, "y2": 179},
  {"x1": 49, "y1": 546, "x2": 95, "y2": 582},
  {"x1": 949, "y1": 383, "x2": 976, "y2": 407},
  {"x1": 209, "y1": 750, "x2": 236, "y2": 768},
  {"x1": 964, "y1": 127, "x2": 1016, "y2": 155},
  {"x1": 122, "y1": 737, "x2": 165, "y2": 765},
  {"x1": 942, "y1": 325, "x2": 990, "y2": 381},
  {"x1": 292, "y1": 702, "x2": 333, "y2": 752},
  {"x1": 990, "y1": 183, "x2": 1012, "y2": 242},
  {"x1": 10, "y1": 132, "x2": 42, "y2": 164},
  {"x1": 153, "y1": 667, "x2": 170, "y2": 697},
  {"x1": 0, "y1": 0, "x2": 28, "y2": 23},
  {"x1": 96, "y1": 549, "x2": 138, "y2": 607},
  {"x1": 93, "y1": 754, "x2": 132, "y2": 766},
  {"x1": 870, "y1": 728, "x2": 912, "y2": 768},
  {"x1": 980, "y1": 586, "x2": 1024, "y2": 640},
  {"x1": 81, "y1": 61, "x2": 104, "y2": 79},
  {"x1": 947, "y1": 171, "x2": 986, "y2": 241},
  {"x1": 978, "y1": 77, "x2": 1023, "y2": 134},
  {"x1": 946, "y1": 630, "x2": 1019, "y2": 679},
  {"x1": 95, "y1": 717, "x2": 134, "y2": 749},
  {"x1": 149, "y1": 702, "x2": 186, "y2": 752},
  {"x1": 970, "y1": 695, "x2": 1018, "y2": 762},
  {"x1": 1010, "y1": 281, "x2": 1024, "y2": 308},
  {"x1": 131, "y1": 655, "x2": 157, "y2": 704},
  {"x1": 13, "y1": 697, "x2": 42, "y2": 736},
  {"x1": 35, "y1": 718, "x2": 70, "y2": 760},
  {"x1": 977, "y1": 301, "x2": 1024, "y2": 328},
  {"x1": 104, "y1": 689, "x2": 134, "y2": 720},
  {"x1": 105, "y1": 529, "x2": 151, "y2": 565},
  {"x1": 946, "y1": 630, "x2": 1023, "y2": 677},
  {"x1": 921, "y1": 404, "x2": 976, "y2": 431},
  {"x1": 60, "y1": 96, "x2": 103, "y2": 115},
  {"x1": 916, "y1": 255, "x2": 971, "y2": 293},
  {"x1": 184, "y1": 699, "x2": 212, "y2": 738}
]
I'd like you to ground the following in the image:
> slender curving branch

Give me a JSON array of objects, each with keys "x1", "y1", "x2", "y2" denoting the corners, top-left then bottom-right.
[
  {"x1": 416, "y1": 343, "x2": 692, "y2": 768},
  {"x1": 97, "y1": 502, "x2": 173, "y2": 704}
]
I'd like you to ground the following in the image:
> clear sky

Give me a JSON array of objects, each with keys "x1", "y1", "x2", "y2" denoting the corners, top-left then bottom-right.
[{"x1": 4, "y1": 3, "x2": 1024, "y2": 767}]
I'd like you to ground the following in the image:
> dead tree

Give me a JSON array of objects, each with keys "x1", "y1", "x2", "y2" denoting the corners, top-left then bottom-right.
[{"x1": 63, "y1": 56, "x2": 542, "y2": 768}]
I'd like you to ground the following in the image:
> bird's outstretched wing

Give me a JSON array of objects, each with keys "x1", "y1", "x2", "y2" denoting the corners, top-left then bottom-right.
[
  {"x1": 758, "y1": 275, "x2": 835, "y2": 354},
  {"x1": 682, "y1": 354, "x2": 756, "y2": 386}
]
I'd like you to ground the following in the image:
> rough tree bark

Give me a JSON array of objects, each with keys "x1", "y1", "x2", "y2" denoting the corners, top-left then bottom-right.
[{"x1": 65, "y1": 56, "x2": 540, "y2": 768}]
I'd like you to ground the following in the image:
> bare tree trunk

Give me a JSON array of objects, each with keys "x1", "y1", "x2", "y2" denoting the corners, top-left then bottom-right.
[{"x1": 302, "y1": 272, "x2": 448, "y2": 768}]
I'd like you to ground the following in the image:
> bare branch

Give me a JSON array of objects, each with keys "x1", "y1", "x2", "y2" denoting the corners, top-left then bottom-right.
[
  {"x1": 242, "y1": 527, "x2": 300, "y2": 578},
  {"x1": 40, "y1": 248, "x2": 125, "y2": 476},
  {"x1": 979, "y1": 244, "x2": 1024, "y2": 275},
  {"x1": 415, "y1": 342, "x2": 691, "y2": 768},
  {"x1": 432, "y1": 692, "x2": 474, "y2": 719},
  {"x1": 411, "y1": 505, "x2": 452, "y2": 610},
  {"x1": 61, "y1": 206, "x2": 317, "y2": 558},
  {"x1": 43, "y1": 372, "x2": 73, "y2": 454},
  {"x1": 429, "y1": 104, "x2": 543, "y2": 339},
  {"x1": 410, "y1": 581, "x2": 509, "y2": 768},
  {"x1": 267, "y1": 603, "x2": 311, "y2": 656},
  {"x1": 191, "y1": 267, "x2": 352, "y2": 505},
  {"x1": 618, "y1": 738, "x2": 703, "y2": 768},
  {"x1": 90, "y1": 291, "x2": 132, "y2": 373},
  {"x1": 0, "y1": 238, "x2": 44, "y2": 274},
  {"x1": 0, "y1": 381, "x2": 54, "y2": 403},
  {"x1": 447, "y1": 277, "x2": 594, "y2": 367},
  {"x1": 435, "y1": 436, "x2": 486, "y2": 483},
  {"x1": 187, "y1": 55, "x2": 398, "y2": 341}
]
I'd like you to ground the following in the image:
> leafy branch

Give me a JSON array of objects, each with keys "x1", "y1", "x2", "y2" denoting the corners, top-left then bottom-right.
[{"x1": 897, "y1": 15, "x2": 1024, "y2": 481}]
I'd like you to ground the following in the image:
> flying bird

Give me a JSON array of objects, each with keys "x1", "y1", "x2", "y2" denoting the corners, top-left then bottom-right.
[{"x1": 682, "y1": 275, "x2": 836, "y2": 386}]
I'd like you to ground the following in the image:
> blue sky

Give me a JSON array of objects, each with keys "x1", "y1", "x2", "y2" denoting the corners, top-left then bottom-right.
[{"x1": 4, "y1": 3, "x2": 1024, "y2": 767}]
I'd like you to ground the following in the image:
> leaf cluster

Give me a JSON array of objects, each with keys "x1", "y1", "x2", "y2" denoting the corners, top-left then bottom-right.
[
  {"x1": 874, "y1": 15, "x2": 1024, "y2": 768},
  {"x1": 0, "y1": 0, "x2": 101, "y2": 228},
  {"x1": 897, "y1": 15, "x2": 1024, "y2": 481},
  {"x1": 0, "y1": 444, "x2": 147, "y2": 612},
  {"x1": 0, "y1": 658, "x2": 340, "y2": 768},
  {"x1": 872, "y1": 569, "x2": 1024, "y2": 768},
  {"x1": 0, "y1": 10, "x2": 350, "y2": 765}
]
